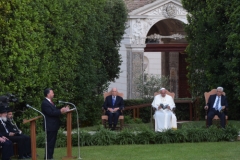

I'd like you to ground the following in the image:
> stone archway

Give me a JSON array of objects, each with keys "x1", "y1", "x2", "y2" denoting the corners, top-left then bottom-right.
[
  {"x1": 144, "y1": 18, "x2": 188, "y2": 98},
  {"x1": 125, "y1": 0, "x2": 188, "y2": 98}
]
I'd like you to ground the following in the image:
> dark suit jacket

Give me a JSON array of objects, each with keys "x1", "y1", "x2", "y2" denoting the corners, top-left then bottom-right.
[
  {"x1": 41, "y1": 98, "x2": 61, "y2": 132},
  {"x1": 207, "y1": 94, "x2": 228, "y2": 112},
  {"x1": 5, "y1": 120, "x2": 20, "y2": 134},
  {"x1": 103, "y1": 95, "x2": 124, "y2": 111},
  {"x1": 0, "y1": 120, "x2": 9, "y2": 137}
]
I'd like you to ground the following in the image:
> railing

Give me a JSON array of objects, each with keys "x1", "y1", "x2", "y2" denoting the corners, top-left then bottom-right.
[{"x1": 123, "y1": 98, "x2": 198, "y2": 121}]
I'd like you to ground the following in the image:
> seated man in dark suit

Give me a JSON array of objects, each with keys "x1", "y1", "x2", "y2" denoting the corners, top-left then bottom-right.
[
  {"x1": 0, "y1": 106, "x2": 30, "y2": 159},
  {"x1": 204, "y1": 87, "x2": 228, "y2": 128},
  {"x1": 103, "y1": 88, "x2": 124, "y2": 130},
  {"x1": 5, "y1": 108, "x2": 31, "y2": 158},
  {"x1": 0, "y1": 133, "x2": 13, "y2": 160}
]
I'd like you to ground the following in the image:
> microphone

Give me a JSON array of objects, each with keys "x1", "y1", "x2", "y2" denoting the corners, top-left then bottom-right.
[
  {"x1": 58, "y1": 100, "x2": 82, "y2": 159},
  {"x1": 26, "y1": 104, "x2": 48, "y2": 160},
  {"x1": 58, "y1": 100, "x2": 70, "y2": 104}
]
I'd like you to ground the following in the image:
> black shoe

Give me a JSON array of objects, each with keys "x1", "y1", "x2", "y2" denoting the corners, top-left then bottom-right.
[
  {"x1": 24, "y1": 154, "x2": 31, "y2": 158},
  {"x1": 18, "y1": 156, "x2": 27, "y2": 159}
]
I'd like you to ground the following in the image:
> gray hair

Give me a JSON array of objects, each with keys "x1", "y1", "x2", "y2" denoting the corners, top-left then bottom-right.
[{"x1": 217, "y1": 87, "x2": 223, "y2": 91}]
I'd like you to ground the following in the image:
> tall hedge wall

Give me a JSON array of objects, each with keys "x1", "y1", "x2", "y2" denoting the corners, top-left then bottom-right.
[{"x1": 0, "y1": 0, "x2": 127, "y2": 128}]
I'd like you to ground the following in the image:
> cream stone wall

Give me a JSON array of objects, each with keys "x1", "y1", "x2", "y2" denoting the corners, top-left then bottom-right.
[
  {"x1": 108, "y1": 0, "x2": 187, "y2": 99},
  {"x1": 144, "y1": 52, "x2": 161, "y2": 75}
]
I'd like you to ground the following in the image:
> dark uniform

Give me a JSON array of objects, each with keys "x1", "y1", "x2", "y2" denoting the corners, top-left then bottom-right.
[
  {"x1": 0, "y1": 111, "x2": 30, "y2": 159},
  {"x1": 5, "y1": 119, "x2": 31, "y2": 157},
  {"x1": 0, "y1": 133, "x2": 13, "y2": 160}
]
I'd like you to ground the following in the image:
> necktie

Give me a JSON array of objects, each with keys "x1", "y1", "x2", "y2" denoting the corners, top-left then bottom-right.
[
  {"x1": 112, "y1": 97, "x2": 116, "y2": 106},
  {"x1": 215, "y1": 97, "x2": 220, "y2": 111},
  {"x1": 50, "y1": 100, "x2": 55, "y2": 106}
]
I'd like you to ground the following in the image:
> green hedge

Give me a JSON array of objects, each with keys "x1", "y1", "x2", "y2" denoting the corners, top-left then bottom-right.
[
  {"x1": 0, "y1": 0, "x2": 128, "y2": 129},
  {"x1": 36, "y1": 125, "x2": 239, "y2": 148}
]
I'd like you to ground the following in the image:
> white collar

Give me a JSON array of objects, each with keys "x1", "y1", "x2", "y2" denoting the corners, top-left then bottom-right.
[{"x1": 46, "y1": 97, "x2": 51, "y2": 102}]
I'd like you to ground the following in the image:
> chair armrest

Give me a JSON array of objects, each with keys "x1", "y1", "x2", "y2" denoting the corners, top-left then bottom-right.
[{"x1": 102, "y1": 107, "x2": 106, "y2": 115}]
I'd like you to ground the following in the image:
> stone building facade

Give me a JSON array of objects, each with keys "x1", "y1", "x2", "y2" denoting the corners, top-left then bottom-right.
[{"x1": 109, "y1": 0, "x2": 189, "y2": 99}]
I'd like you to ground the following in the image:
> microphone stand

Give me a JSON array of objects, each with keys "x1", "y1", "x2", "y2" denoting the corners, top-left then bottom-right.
[
  {"x1": 59, "y1": 101, "x2": 82, "y2": 159},
  {"x1": 26, "y1": 104, "x2": 47, "y2": 160}
]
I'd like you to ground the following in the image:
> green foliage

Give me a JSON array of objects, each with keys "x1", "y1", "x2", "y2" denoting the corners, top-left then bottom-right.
[
  {"x1": 182, "y1": 0, "x2": 240, "y2": 119},
  {"x1": 78, "y1": 130, "x2": 93, "y2": 146},
  {"x1": 0, "y1": 0, "x2": 128, "y2": 127},
  {"x1": 91, "y1": 125, "x2": 116, "y2": 146},
  {"x1": 55, "y1": 128, "x2": 67, "y2": 148},
  {"x1": 115, "y1": 128, "x2": 136, "y2": 145},
  {"x1": 135, "y1": 129, "x2": 155, "y2": 144},
  {"x1": 135, "y1": 74, "x2": 170, "y2": 99},
  {"x1": 36, "y1": 124, "x2": 239, "y2": 147}
]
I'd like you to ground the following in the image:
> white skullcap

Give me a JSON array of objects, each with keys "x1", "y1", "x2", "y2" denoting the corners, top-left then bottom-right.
[{"x1": 159, "y1": 88, "x2": 166, "y2": 91}]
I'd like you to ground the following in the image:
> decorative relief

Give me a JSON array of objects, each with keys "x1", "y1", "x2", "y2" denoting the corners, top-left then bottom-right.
[
  {"x1": 147, "y1": 33, "x2": 186, "y2": 41},
  {"x1": 146, "y1": 2, "x2": 187, "y2": 17},
  {"x1": 132, "y1": 52, "x2": 143, "y2": 98},
  {"x1": 129, "y1": 2, "x2": 187, "y2": 45},
  {"x1": 130, "y1": 18, "x2": 159, "y2": 45}
]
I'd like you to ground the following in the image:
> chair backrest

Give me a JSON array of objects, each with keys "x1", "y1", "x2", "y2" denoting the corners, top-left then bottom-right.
[
  {"x1": 103, "y1": 91, "x2": 124, "y2": 100},
  {"x1": 154, "y1": 90, "x2": 175, "y2": 99},
  {"x1": 204, "y1": 89, "x2": 226, "y2": 104}
]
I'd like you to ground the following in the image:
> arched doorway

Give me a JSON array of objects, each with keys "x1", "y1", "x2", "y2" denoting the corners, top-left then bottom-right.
[
  {"x1": 144, "y1": 18, "x2": 190, "y2": 98},
  {"x1": 108, "y1": 0, "x2": 189, "y2": 99}
]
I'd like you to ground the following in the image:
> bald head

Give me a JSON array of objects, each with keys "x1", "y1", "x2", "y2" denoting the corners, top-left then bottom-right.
[{"x1": 111, "y1": 88, "x2": 118, "y2": 96}]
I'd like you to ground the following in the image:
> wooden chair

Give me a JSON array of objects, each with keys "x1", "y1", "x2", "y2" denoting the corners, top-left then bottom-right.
[
  {"x1": 0, "y1": 143, "x2": 18, "y2": 158},
  {"x1": 151, "y1": 90, "x2": 175, "y2": 127},
  {"x1": 204, "y1": 89, "x2": 228, "y2": 126},
  {"x1": 101, "y1": 91, "x2": 124, "y2": 130}
]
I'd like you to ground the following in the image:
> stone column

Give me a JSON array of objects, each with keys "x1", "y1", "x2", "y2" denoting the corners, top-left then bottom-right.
[
  {"x1": 125, "y1": 44, "x2": 146, "y2": 99},
  {"x1": 169, "y1": 52, "x2": 179, "y2": 98}
]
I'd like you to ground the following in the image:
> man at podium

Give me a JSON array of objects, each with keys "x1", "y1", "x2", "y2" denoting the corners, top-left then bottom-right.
[{"x1": 41, "y1": 88, "x2": 69, "y2": 160}]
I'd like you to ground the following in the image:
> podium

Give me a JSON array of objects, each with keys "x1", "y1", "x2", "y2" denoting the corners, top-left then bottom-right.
[
  {"x1": 62, "y1": 109, "x2": 77, "y2": 160},
  {"x1": 23, "y1": 116, "x2": 42, "y2": 160}
]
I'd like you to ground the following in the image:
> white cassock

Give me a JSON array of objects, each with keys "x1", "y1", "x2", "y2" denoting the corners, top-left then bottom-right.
[{"x1": 151, "y1": 94, "x2": 177, "y2": 132}]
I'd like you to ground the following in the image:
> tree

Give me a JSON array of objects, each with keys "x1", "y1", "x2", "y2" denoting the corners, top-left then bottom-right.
[
  {"x1": 135, "y1": 74, "x2": 169, "y2": 100},
  {"x1": 0, "y1": 0, "x2": 128, "y2": 126},
  {"x1": 182, "y1": 0, "x2": 240, "y2": 119}
]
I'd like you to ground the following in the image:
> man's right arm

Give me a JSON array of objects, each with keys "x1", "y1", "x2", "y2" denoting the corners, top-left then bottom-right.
[
  {"x1": 41, "y1": 101, "x2": 62, "y2": 117},
  {"x1": 103, "y1": 97, "x2": 109, "y2": 111},
  {"x1": 205, "y1": 95, "x2": 212, "y2": 110}
]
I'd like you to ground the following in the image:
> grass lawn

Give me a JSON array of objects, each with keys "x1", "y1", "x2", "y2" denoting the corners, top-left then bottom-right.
[{"x1": 33, "y1": 142, "x2": 240, "y2": 160}]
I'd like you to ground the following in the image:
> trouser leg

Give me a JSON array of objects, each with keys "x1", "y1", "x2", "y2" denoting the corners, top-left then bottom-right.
[
  {"x1": 207, "y1": 109, "x2": 216, "y2": 127},
  {"x1": 217, "y1": 111, "x2": 226, "y2": 128},
  {"x1": 21, "y1": 134, "x2": 31, "y2": 155},
  {"x1": 113, "y1": 111, "x2": 120, "y2": 127},
  {"x1": 1, "y1": 140, "x2": 13, "y2": 160},
  {"x1": 107, "y1": 111, "x2": 113, "y2": 127},
  {"x1": 46, "y1": 131, "x2": 58, "y2": 159},
  {"x1": 8, "y1": 136, "x2": 26, "y2": 158}
]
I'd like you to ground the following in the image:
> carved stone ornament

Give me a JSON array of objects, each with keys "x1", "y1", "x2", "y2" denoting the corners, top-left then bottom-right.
[
  {"x1": 145, "y1": 2, "x2": 187, "y2": 17},
  {"x1": 130, "y1": 18, "x2": 159, "y2": 45},
  {"x1": 162, "y1": 3, "x2": 177, "y2": 18},
  {"x1": 147, "y1": 33, "x2": 185, "y2": 41}
]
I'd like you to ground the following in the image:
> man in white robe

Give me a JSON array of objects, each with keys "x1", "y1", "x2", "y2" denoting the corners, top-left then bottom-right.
[{"x1": 151, "y1": 88, "x2": 177, "y2": 132}]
